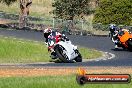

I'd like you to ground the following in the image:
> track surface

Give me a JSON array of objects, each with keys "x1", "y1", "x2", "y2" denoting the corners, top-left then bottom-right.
[{"x1": 0, "y1": 30, "x2": 132, "y2": 67}]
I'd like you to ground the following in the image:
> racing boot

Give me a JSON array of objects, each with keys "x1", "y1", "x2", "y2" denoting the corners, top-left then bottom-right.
[{"x1": 115, "y1": 45, "x2": 119, "y2": 49}]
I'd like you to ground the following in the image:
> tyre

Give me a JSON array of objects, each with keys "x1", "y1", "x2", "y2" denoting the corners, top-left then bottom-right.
[
  {"x1": 121, "y1": 45, "x2": 127, "y2": 50},
  {"x1": 75, "y1": 51, "x2": 82, "y2": 62},
  {"x1": 54, "y1": 45, "x2": 69, "y2": 62},
  {"x1": 127, "y1": 40, "x2": 132, "y2": 51}
]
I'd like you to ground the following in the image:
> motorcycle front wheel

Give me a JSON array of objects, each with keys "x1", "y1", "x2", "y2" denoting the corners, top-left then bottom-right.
[
  {"x1": 54, "y1": 45, "x2": 71, "y2": 63},
  {"x1": 127, "y1": 39, "x2": 132, "y2": 51},
  {"x1": 74, "y1": 51, "x2": 82, "y2": 62}
]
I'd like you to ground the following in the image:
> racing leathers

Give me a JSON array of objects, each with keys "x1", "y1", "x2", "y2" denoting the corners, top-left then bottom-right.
[
  {"x1": 44, "y1": 31, "x2": 68, "y2": 59},
  {"x1": 109, "y1": 25, "x2": 118, "y2": 40}
]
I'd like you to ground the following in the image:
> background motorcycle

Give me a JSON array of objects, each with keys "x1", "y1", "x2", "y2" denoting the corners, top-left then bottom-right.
[{"x1": 113, "y1": 30, "x2": 132, "y2": 51}]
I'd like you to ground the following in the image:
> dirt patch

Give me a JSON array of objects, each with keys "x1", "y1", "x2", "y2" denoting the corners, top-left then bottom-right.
[
  {"x1": 0, "y1": 68, "x2": 76, "y2": 77},
  {"x1": 0, "y1": 67, "x2": 132, "y2": 77},
  {"x1": 0, "y1": 19, "x2": 11, "y2": 24}
]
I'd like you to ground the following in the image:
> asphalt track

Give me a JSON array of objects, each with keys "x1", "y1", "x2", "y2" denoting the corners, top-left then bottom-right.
[{"x1": 0, "y1": 29, "x2": 132, "y2": 67}]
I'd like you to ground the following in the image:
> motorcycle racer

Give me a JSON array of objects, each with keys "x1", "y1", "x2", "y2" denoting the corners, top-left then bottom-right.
[
  {"x1": 112, "y1": 30, "x2": 120, "y2": 49},
  {"x1": 43, "y1": 27, "x2": 69, "y2": 59},
  {"x1": 109, "y1": 24, "x2": 119, "y2": 39},
  {"x1": 112, "y1": 28, "x2": 130, "y2": 49}
]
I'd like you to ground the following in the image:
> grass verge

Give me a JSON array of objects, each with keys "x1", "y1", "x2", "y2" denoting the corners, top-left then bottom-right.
[
  {"x1": 79, "y1": 47, "x2": 102, "y2": 59},
  {"x1": 0, "y1": 75, "x2": 131, "y2": 88},
  {"x1": 0, "y1": 36, "x2": 102, "y2": 63}
]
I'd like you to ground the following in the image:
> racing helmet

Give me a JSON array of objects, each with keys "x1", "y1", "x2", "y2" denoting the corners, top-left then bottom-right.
[
  {"x1": 122, "y1": 29, "x2": 129, "y2": 32},
  {"x1": 109, "y1": 24, "x2": 116, "y2": 29},
  {"x1": 43, "y1": 28, "x2": 52, "y2": 38}
]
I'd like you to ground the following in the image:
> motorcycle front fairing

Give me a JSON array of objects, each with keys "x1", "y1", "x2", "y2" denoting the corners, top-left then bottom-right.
[{"x1": 56, "y1": 40, "x2": 79, "y2": 60}]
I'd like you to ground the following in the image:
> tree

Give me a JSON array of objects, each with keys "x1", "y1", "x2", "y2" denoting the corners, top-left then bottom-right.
[
  {"x1": 93, "y1": 0, "x2": 132, "y2": 25},
  {"x1": 52, "y1": 0, "x2": 91, "y2": 20},
  {"x1": 0, "y1": 0, "x2": 32, "y2": 28},
  {"x1": 0, "y1": 0, "x2": 16, "y2": 6},
  {"x1": 19, "y1": 0, "x2": 32, "y2": 28}
]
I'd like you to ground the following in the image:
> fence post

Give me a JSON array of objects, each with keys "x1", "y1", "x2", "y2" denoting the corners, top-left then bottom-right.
[
  {"x1": 53, "y1": 18, "x2": 55, "y2": 28},
  {"x1": 81, "y1": 20, "x2": 84, "y2": 30}
]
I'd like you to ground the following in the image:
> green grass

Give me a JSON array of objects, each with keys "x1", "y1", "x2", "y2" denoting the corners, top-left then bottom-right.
[
  {"x1": 79, "y1": 47, "x2": 102, "y2": 59},
  {"x1": 0, "y1": 36, "x2": 102, "y2": 63},
  {"x1": 0, "y1": 75, "x2": 131, "y2": 88},
  {"x1": 0, "y1": 36, "x2": 50, "y2": 63}
]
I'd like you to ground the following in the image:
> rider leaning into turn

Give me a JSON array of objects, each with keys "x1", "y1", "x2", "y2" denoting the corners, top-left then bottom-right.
[
  {"x1": 43, "y1": 27, "x2": 68, "y2": 59},
  {"x1": 109, "y1": 24, "x2": 119, "y2": 48},
  {"x1": 109, "y1": 24, "x2": 119, "y2": 39},
  {"x1": 112, "y1": 27, "x2": 130, "y2": 49}
]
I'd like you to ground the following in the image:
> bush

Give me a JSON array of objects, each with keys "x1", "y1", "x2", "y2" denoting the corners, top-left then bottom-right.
[
  {"x1": 93, "y1": 0, "x2": 132, "y2": 25},
  {"x1": 93, "y1": 23, "x2": 109, "y2": 31}
]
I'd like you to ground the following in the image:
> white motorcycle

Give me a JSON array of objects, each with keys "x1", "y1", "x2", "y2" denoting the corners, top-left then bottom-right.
[{"x1": 49, "y1": 38, "x2": 82, "y2": 63}]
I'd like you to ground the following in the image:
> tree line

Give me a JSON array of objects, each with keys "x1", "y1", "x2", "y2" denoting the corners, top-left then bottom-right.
[
  {"x1": 93, "y1": 0, "x2": 132, "y2": 25},
  {"x1": 0, "y1": 0, "x2": 132, "y2": 28}
]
